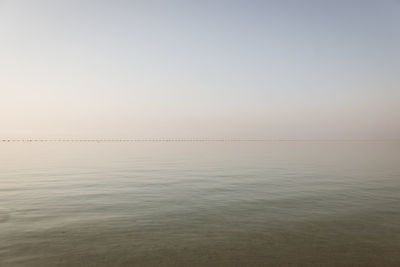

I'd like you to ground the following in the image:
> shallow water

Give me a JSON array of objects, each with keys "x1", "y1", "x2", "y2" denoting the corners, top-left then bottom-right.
[{"x1": 1, "y1": 142, "x2": 399, "y2": 266}]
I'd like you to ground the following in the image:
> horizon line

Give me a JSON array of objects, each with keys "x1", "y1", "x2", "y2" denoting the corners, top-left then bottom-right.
[{"x1": 1, "y1": 139, "x2": 400, "y2": 142}]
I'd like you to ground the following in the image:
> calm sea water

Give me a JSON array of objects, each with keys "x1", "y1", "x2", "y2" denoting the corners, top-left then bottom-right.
[{"x1": 1, "y1": 142, "x2": 399, "y2": 266}]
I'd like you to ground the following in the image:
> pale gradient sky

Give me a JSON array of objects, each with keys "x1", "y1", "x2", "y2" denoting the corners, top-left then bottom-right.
[{"x1": 1, "y1": 0, "x2": 399, "y2": 139}]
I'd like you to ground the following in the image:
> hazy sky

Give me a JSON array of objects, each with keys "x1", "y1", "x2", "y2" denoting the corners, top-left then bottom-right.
[{"x1": 1, "y1": 0, "x2": 399, "y2": 139}]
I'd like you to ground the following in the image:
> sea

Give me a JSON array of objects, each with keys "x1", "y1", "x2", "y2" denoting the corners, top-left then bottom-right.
[{"x1": 1, "y1": 141, "x2": 399, "y2": 266}]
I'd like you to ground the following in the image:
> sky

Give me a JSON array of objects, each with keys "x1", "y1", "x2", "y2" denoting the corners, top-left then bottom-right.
[{"x1": 1, "y1": 0, "x2": 399, "y2": 139}]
